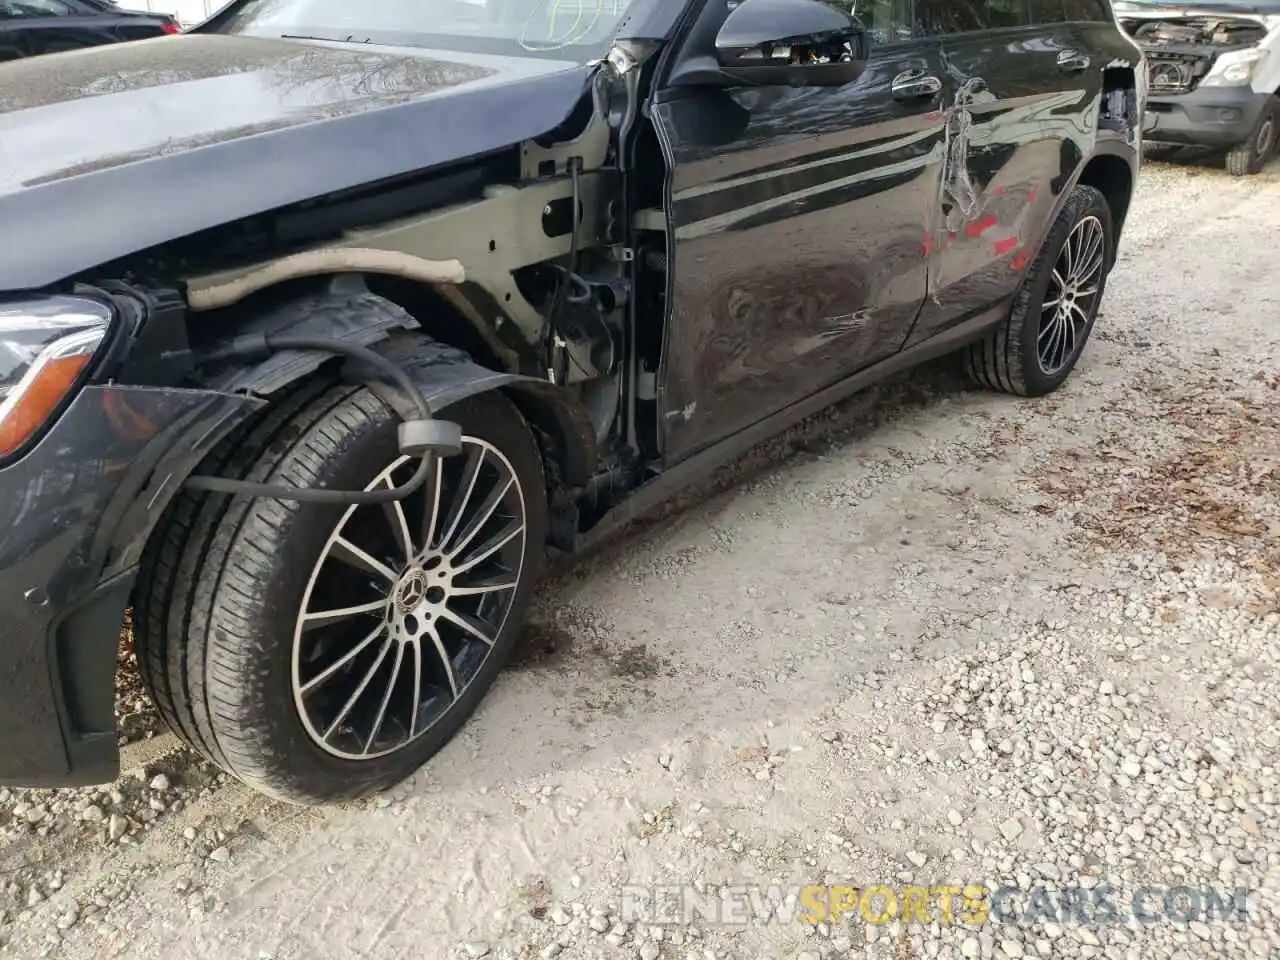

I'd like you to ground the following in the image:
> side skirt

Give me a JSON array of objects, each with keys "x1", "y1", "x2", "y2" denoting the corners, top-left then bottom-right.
[{"x1": 570, "y1": 299, "x2": 1010, "y2": 553}]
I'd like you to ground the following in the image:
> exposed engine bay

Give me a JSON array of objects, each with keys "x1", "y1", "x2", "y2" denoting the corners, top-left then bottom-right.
[{"x1": 1121, "y1": 16, "x2": 1269, "y2": 93}]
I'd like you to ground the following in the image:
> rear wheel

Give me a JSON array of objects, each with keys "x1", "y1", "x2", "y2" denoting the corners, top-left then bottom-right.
[
  {"x1": 964, "y1": 184, "x2": 1112, "y2": 397},
  {"x1": 136, "y1": 381, "x2": 546, "y2": 805},
  {"x1": 1226, "y1": 96, "x2": 1279, "y2": 176}
]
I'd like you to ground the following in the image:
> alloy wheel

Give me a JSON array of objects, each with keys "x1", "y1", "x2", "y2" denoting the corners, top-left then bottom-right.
[
  {"x1": 291, "y1": 438, "x2": 528, "y2": 760},
  {"x1": 1036, "y1": 214, "x2": 1105, "y2": 377}
]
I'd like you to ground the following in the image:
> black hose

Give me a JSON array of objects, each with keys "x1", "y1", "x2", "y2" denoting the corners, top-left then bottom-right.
[{"x1": 184, "y1": 333, "x2": 454, "y2": 505}]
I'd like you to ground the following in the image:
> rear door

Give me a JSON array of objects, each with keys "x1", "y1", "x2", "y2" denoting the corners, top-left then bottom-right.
[{"x1": 904, "y1": 0, "x2": 1100, "y2": 346}]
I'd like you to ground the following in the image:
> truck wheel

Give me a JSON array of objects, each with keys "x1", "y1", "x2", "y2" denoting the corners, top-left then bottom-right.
[
  {"x1": 964, "y1": 184, "x2": 1113, "y2": 397},
  {"x1": 1225, "y1": 97, "x2": 1279, "y2": 176},
  {"x1": 135, "y1": 381, "x2": 547, "y2": 805}
]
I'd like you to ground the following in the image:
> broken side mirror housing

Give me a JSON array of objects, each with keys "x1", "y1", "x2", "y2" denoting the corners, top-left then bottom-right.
[{"x1": 713, "y1": 0, "x2": 869, "y2": 87}]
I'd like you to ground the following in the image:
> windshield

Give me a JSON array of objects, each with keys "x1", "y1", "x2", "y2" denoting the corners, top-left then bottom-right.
[{"x1": 208, "y1": 0, "x2": 634, "y2": 60}]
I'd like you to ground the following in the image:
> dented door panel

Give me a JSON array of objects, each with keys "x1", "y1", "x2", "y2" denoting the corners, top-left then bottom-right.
[
  {"x1": 653, "y1": 43, "x2": 949, "y2": 464},
  {"x1": 906, "y1": 26, "x2": 1098, "y2": 346}
]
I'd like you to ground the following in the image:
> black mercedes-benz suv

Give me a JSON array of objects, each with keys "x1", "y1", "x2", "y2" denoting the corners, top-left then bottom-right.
[{"x1": 0, "y1": 0, "x2": 1144, "y2": 805}]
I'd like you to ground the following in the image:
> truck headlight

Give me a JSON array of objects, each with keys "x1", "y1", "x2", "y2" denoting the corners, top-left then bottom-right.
[
  {"x1": 0, "y1": 296, "x2": 113, "y2": 458},
  {"x1": 1201, "y1": 48, "x2": 1269, "y2": 87}
]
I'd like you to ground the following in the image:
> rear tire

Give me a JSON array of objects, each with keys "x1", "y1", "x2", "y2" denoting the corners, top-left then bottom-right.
[
  {"x1": 1225, "y1": 96, "x2": 1279, "y2": 176},
  {"x1": 964, "y1": 184, "x2": 1113, "y2": 397},
  {"x1": 136, "y1": 379, "x2": 547, "y2": 805}
]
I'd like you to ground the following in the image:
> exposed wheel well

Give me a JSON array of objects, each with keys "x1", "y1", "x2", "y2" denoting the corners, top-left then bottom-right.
[
  {"x1": 364, "y1": 274, "x2": 509, "y2": 371},
  {"x1": 333, "y1": 275, "x2": 595, "y2": 493},
  {"x1": 1077, "y1": 154, "x2": 1133, "y2": 249},
  {"x1": 180, "y1": 272, "x2": 593, "y2": 508}
]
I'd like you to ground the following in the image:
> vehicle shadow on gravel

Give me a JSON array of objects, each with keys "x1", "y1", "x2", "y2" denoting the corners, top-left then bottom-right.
[
  {"x1": 504, "y1": 357, "x2": 975, "y2": 682},
  {"x1": 537, "y1": 356, "x2": 976, "y2": 582},
  {"x1": 437, "y1": 354, "x2": 1039, "y2": 780}
]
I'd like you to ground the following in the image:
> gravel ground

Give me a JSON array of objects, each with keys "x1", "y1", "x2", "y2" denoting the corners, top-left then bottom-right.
[{"x1": 1, "y1": 156, "x2": 1278, "y2": 960}]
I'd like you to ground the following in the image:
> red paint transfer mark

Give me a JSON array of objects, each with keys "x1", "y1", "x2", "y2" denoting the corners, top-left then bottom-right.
[
  {"x1": 921, "y1": 233, "x2": 933, "y2": 257},
  {"x1": 964, "y1": 214, "x2": 998, "y2": 238},
  {"x1": 1027, "y1": 187, "x2": 1038, "y2": 204},
  {"x1": 990, "y1": 186, "x2": 1004, "y2": 197},
  {"x1": 994, "y1": 236, "x2": 1018, "y2": 256},
  {"x1": 1010, "y1": 248, "x2": 1030, "y2": 270}
]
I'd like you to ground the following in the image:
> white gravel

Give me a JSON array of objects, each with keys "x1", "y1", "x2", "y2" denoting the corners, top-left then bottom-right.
[{"x1": 1, "y1": 156, "x2": 1278, "y2": 960}]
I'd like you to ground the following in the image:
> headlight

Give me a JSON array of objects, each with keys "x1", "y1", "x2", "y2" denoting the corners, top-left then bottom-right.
[
  {"x1": 1202, "y1": 48, "x2": 1268, "y2": 87},
  {"x1": 0, "y1": 296, "x2": 113, "y2": 458}
]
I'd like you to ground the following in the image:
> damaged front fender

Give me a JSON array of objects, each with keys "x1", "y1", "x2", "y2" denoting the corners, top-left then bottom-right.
[{"x1": 0, "y1": 382, "x2": 265, "y2": 787}]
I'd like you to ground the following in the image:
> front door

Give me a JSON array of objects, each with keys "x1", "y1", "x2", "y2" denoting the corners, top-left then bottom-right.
[
  {"x1": 651, "y1": 0, "x2": 950, "y2": 463},
  {"x1": 905, "y1": 0, "x2": 1101, "y2": 346}
]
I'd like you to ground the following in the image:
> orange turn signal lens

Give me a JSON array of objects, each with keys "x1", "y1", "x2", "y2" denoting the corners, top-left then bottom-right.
[
  {"x1": 0, "y1": 352, "x2": 96, "y2": 456},
  {"x1": 0, "y1": 298, "x2": 112, "y2": 459}
]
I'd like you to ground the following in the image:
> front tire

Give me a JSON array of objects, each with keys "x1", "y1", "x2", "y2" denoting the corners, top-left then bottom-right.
[
  {"x1": 1226, "y1": 96, "x2": 1279, "y2": 176},
  {"x1": 964, "y1": 184, "x2": 1113, "y2": 397},
  {"x1": 136, "y1": 381, "x2": 547, "y2": 805}
]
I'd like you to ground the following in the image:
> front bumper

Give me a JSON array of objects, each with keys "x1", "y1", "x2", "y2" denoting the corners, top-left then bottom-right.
[
  {"x1": 0, "y1": 383, "x2": 260, "y2": 788},
  {"x1": 1142, "y1": 85, "x2": 1271, "y2": 148}
]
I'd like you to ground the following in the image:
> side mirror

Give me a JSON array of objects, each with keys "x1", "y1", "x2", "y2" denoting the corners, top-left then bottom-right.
[{"x1": 714, "y1": 0, "x2": 869, "y2": 88}]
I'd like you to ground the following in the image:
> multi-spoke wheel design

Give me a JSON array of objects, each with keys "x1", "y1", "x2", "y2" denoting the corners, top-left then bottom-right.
[
  {"x1": 963, "y1": 183, "x2": 1113, "y2": 397},
  {"x1": 294, "y1": 439, "x2": 528, "y2": 760},
  {"x1": 135, "y1": 369, "x2": 547, "y2": 805},
  {"x1": 1036, "y1": 214, "x2": 1104, "y2": 377}
]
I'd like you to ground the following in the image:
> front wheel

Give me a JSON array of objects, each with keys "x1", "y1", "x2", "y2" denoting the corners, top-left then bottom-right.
[
  {"x1": 136, "y1": 383, "x2": 547, "y2": 805},
  {"x1": 964, "y1": 183, "x2": 1113, "y2": 397},
  {"x1": 1226, "y1": 97, "x2": 1279, "y2": 176}
]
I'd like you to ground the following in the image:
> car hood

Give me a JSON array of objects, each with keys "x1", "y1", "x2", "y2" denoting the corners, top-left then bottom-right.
[
  {"x1": 1113, "y1": 2, "x2": 1275, "y2": 22},
  {"x1": 0, "y1": 34, "x2": 592, "y2": 291}
]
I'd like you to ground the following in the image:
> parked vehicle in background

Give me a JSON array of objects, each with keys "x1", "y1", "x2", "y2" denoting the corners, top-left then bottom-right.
[
  {"x1": 1116, "y1": 0, "x2": 1280, "y2": 174},
  {"x1": 0, "y1": 0, "x2": 179, "y2": 61},
  {"x1": 0, "y1": 0, "x2": 1143, "y2": 806}
]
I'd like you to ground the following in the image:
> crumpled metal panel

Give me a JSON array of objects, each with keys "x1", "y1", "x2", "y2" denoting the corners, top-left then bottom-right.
[{"x1": 0, "y1": 383, "x2": 263, "y2": 784}]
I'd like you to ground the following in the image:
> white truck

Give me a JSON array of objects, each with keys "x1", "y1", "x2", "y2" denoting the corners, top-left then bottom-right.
[{"x1": 1115, "y1": 0, "x2": 1280, "y2": 174}]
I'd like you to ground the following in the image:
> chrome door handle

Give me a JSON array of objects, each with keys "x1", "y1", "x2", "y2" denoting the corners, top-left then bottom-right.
[
  {"x1": 891, "y1": 70, "x2": 942, "y2": 100},
  {"x1": 1057, "y1": 49, "x2": 1090, "y2": 72}
]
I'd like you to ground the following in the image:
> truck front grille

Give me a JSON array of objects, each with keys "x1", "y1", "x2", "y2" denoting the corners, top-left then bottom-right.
[{"x1": 1145, "y1": 54, "x2": 1210, "y2": 94}]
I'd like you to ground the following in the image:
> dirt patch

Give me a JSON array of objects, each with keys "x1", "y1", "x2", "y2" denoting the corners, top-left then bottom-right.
[
  {"x1": 1031, "y1": 368, "x2": 1279, "y2": 581},
  {"x1": 508, "y1": 621, "x2": 578, "y2": 671}
]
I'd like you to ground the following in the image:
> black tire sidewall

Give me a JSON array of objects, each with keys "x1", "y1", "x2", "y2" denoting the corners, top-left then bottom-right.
[
  {"x1": 1228, "y1": 97, "x2": 1280, "y2": 175},
  {"x1": 1014, "y1": 185, "x2": 1113, "y2": 396},
  {"x1": 1250, "y1": 99, "x2": 1279, "y2": 164},
  {"x1": 218, "y1": 389, "x2": 547, "y2": 804}
]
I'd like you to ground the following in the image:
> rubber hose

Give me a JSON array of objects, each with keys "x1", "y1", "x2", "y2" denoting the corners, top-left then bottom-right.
[{"x1": 184, "y1": 335, "x2": 438, "y2": 505}]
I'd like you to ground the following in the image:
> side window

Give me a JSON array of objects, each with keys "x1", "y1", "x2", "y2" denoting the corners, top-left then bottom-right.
[
  {"x1": 916, "y1": 0, "x2": 1030, "y2": 34},
  {"x1": 915, "y1": 0, "x2": 987, "y2": 34},
  {"x1": 1028, "y1": 0, "x2": 1066, "y2": 21},
  {"x1": 1061, "y1": 0, "x2": 1111, "y2": 20},
  {"x1": 851, "y1": 0, "x2": 915, "y2": 45},
  {"x1": 1030, "y1": 0, "x2": 1110, "y2": 21},
  {"x1": 4, "y1": 0, "x2": 75, "y2": 14},
  {"x1": 986, "y1": 0, "x2": 1029, "y2": 28}
]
